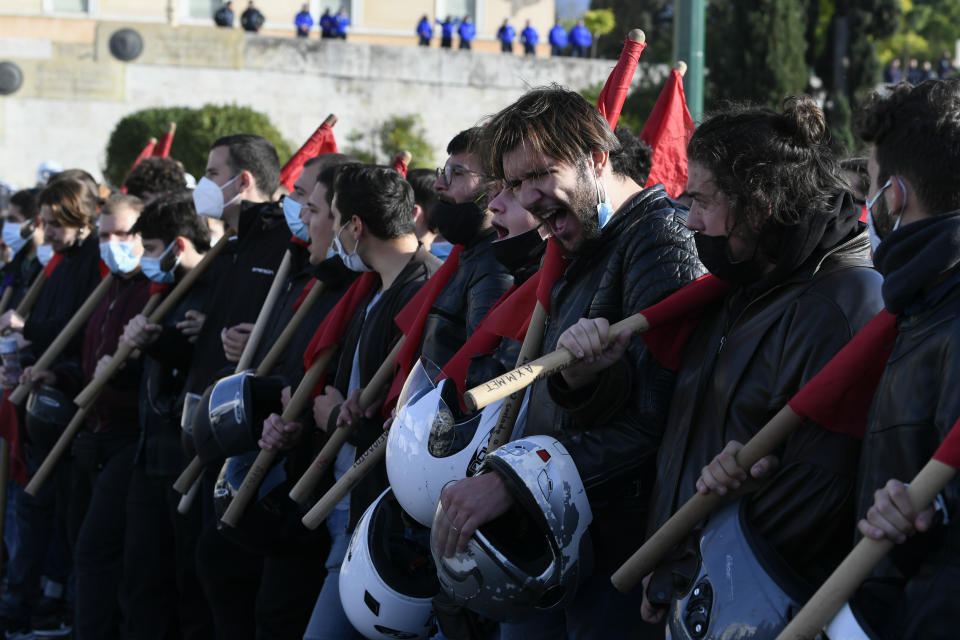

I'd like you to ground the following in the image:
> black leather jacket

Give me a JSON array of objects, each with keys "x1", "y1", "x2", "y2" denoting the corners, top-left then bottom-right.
[
  {"x1": 853, "y1": 217, "x2": 960, "y2": 640},
  {"x1": 527, "y1": 186, "x2": 704, "y2": 570},
  {"x1": 418, "y1": 228, "x2": 514, "y2": 369},
  {"x1": 646, "y1": 229, "x2": 883, "y2": 601}
]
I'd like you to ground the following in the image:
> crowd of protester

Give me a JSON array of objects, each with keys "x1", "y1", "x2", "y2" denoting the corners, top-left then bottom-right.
[{"x1": 0, "y1": 34, "x2": 958, "y2": 640}]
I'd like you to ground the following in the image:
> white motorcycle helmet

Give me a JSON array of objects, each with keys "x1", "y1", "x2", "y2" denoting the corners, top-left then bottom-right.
[
  {"x1": 339, "y1": 487, "x2": 439, "y2": 640},
  {"x1": 387, "y1": 357, "x2": 528, "y2": 527},
  {"x1": 431, "y1": 435, "x2": 593, "y2": 622}
]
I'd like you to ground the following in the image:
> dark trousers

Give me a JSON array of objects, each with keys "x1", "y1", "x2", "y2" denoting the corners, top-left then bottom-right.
[
  {"x1": 196, "y1": 520, "x2": 329, "y2": 640},
  {"x1": 571, "y1": 44, "x2": 587, "y2": 58},
  {"x1": 418, "y1": 36, "x2": 430, "y2": 46},
  {"x1": 441, "y1": 36, "x2": 452, "y2": 48},
  {"x1": 123, "y1": 465, "x2": 213, "y2": 640},
  {"x1": 71, "y1": 439, "x2": 137, "y2": 640},
  {"x1": 524, "y1": 43, "x2": 536, "y2": 55},
  {"x1": 501, "y1": 41, "x2": 513, "y2": 53},
  {"x1": 459, "y1": 39, "x2": 471, "y2": 49},
  {"x1": 551, "y1": 45, "x2": 565, "y2": 56}
]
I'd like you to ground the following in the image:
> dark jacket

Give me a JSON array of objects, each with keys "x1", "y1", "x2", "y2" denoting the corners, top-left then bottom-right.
[
  {"x1": 240, "y1": 7, "x2": 264, "y2": 31},
  {"x1": 22, "y1": 233, "x2": 102, "y2": 362},
  {"x1": 137, "y1": 274, "x2": 210, "y2": 477},
  {"x1": 530, "y1": 185, "x2": 703, "y2": 570},
  {"x1": 853, "y1": 212, "x2": 960, "y2": 640},
  {"x1": 418, "y1": 228, "x2": 514, "y2": 370},
  {"x1": 184, "y1": 201, "x2": 291, "y2": 394},
  {"x1": 324, "y1": 247, "x2": 443, "y2": 531},
  {"x1": 78, "y1": 273, "x2": 153, "y2": 438},
  {"x1": 646, "y1": 227, "x2": 883, "y2": 603},
  {"x1": 0, "y1": 245, "x2": 42, "y2": 313}
]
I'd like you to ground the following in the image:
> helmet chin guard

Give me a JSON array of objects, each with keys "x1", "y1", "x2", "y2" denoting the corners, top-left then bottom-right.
[
  {"x1": 387, "y1": 358, "x2": 527, "y2": 527},
  {"x1": 193, "y1": 371, "x2": 283, "y2": 463},
  {"x1": 430, "y1": 435, "x2": 592, "y2": 622}
]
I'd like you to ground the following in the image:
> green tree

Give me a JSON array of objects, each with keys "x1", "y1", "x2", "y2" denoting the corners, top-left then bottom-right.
[
  {"x1": 104, "y1": 104, "x2": 292, "y2": 188},
  {"x1": 591, "y1": 0, "x2": 673, "y2": 63},
  {"x1": 343, "y1": 114, "x2": 436, "y2": 169},
  {"x1": 877, "y1": 0, "x2": 960, "y2": 67},
  {"x1": 583, "y1": 9, "x2": 616, "y2": 58}
]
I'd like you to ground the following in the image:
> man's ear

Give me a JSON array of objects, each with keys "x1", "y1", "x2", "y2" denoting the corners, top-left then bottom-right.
[
  {"x1": 590, "y1": 148, "x2": 610, "y2": 177},
  {"x1": 238, "y1": 169, "x2": 256, "y2": 197},
  {"x1": 174, "y1": 236, "x2": 187, "y2": 255},
  {"x1": 412, "y1": 204, "x2": 424, "y2": 223},
  {"x1": 351, "y1": 215, "x2": 365, "y2": 239},
  {"x1": 889, "y1": 175, "x2": 910, "y2": 213}
]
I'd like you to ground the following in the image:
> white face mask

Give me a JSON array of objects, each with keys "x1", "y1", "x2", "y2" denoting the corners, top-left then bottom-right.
[
  {"x1": 36, "y1": 244, "x2": 54, "y2": 266},
  {"x1": 193, "y1": 174, "x2": 242, "y2": 219},
  {"x1": 865, "y1": 177, "x2": 907, "y2": 253},
  {"x1": 332, "y1": 224, "x2": 372, "y2": 272},
  {"x1": 2, "y1": 221, "x2": 27, "y2": 255}
]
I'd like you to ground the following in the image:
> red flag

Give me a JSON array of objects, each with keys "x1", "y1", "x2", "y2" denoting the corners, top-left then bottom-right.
[
  {"x1": 42, "y1": 252, "x2": 64, "y2": 277},
  {"x1": 98, "y1": 260, "x2": 110, "y2": 280},
  {"x1": 302, "y1": 272, "x2": 378, "y2": 394},
  {"x1": 933, "y1": 417, "x2": 960, "y2": 470},
  {"x1": 486, "y1": 239, "x2": 567, "y2": 342},
  {"x1": 392, "y1": 154, "x2": 410, "y2": 179},
  {"x1": 598, "y1": 35, "x2": 647, "y2": 130},
  {"x1": 280, "y1": 122, "x2": 338, "y2": 192},
  {"x1": 121, "y1": 137, "x2": 157, "y2": 194},
  {"x1": 641, "y1": 68, "x2": 695, "y2": 198},
  {"x1": 154, "y1": 123, "x2": 176, "y2": 158},
  {"x1": 440, "y1": 285, "x2": 518, "y2": 396},
  {"x1": 383, "y1": 247, "x2": 464, "y2": 412},
  {"x1": 638, "y1": 274, "x2": 734, "y2": 370},
  {"x1": 0, "y1": 390, "x2": 28, "y2": 484},
  {"x1": 787, "y1": 310, "x2": 898, "y2": 439},
  {"x1": 292, "y1": 278, "x2": 318, "y2": 313}
]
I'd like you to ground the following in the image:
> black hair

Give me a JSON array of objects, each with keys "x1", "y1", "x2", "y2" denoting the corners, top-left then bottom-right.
[
  {"x1": 406, "y1": 168, "x2": 439, "y2": 232},
  {"x1": 333, "y1": 165, "x2": 416, "y2": 239},
  {"x1": 611, "y1": 126, "x2": 654, "y2": 186},
  {"x1": 132, "y1": 190, "x2": 211, "y2": 252},
  {"x1": 210, "y1": 134, "x2": 281, "y2": 198},
  {"x1": 317, "y1": 160, "x2": 360, "y2": 206},
  {"x1": 124, "y1": 157, "x2": 186, "y2": 199},
  {"x1": 9, "y1": 189, "x2": 39, "y2": 219},
  {"x1": 855, "y1": 79, "x2": 960, "y2": 216},
  {"x1": 446, "y1": 127, "x2": 484, "y2": 156}
]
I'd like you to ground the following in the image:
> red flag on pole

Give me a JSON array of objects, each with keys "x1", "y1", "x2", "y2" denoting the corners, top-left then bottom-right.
[
  {"x1": 391, "y1": 152, "x2": 411, "y2": 179},
  {"x1": 641, "y1": 66, "x2": 695, "y2": 198},
  {"x1": 598, "y1": 32, "x2": 647, "y2": 130},
  {"x1": 154, "y1": 122, "x2": 176, "y2": 158},
  {"x1": 302, "y1": 272, "x2": 378, "y2": 395},
  {"x1": 120, "y1": 137, "x2": 157, "y2": 194},
  {"x1": 383, "y1": 247, "x2": 464, "y2": 412},
  {"x1": 787, "y1": 310, "x2": 899, "y2": 439},
  {"x1": 280, "y1": 116, "x2": 339, "y2": 192},
  {"x1": 933, "y1": 416, "x2": 960, "y2": 469}
]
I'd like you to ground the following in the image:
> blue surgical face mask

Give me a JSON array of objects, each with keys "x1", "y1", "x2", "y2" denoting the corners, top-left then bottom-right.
[
  {"x1": 99, "y1": 240, "x2": 141, "y2": 274},
  {"x1": 2, "y1": 222, "x2": 27, "y2": 255},
  {"x1": 283, "y1": 196, "x2": 310, "y2": 242},
  {"x1": 332, "y1": 224, "x2": 372, "y2": 272},
  {"x1": 140, "y1": 239, "x2": 180, "y2": 283},
  {"x1": 596, "y1": 175, "x2": 614, "y2": 229},
  {"x1": 36, "y1": 244, "x2": 54, "y2": 266}
]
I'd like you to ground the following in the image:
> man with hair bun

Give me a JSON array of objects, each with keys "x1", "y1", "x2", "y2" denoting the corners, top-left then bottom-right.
[
  {"x1": 596, "y1": 96, "x2": 881, "y2": 634},
  {"x1": 434, "y1": 85, "x2": 702, "y2": 638}
]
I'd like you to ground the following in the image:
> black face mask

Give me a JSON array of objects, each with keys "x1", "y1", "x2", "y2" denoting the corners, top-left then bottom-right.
[
  {"x1": 694, "y1": 233, "x2": 767, "y2": 284},
  {"x1": 433, "y1": 200, "x2": 488, "y2": 246},
  {"x1": 491, "y1": 227, "x2": 546, "y2": 273}
]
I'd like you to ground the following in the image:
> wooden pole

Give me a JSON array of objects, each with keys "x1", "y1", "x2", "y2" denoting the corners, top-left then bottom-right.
[
  {"x1": 13, "y1": 271, "x2": 47, "y2": 319},
  {"x1": 218, "y1": 346, "x2": 338, "y2": 526},
  {"x1": 74, "y1": 232, "x2": 232, "y2": 408},
  {"x1": 0, "y1": 288, "x2": 14, "y2": 315},
  {"x1": 464, "y1": 312, "x2": 650, "y2": 412},
  {"x1": 610, "y1": 405, "x2": 803, "y2": 593},
  {"x1": 288, "y1": 337, "x2": 404, "y2": 505},
  {"x1": 171, "y1": 273, "x2": 325, "y2": 497},
  {"x1": 301, "y1": 431, "x2": 388, "y2": 530},
  {"x1": 8, "y1": 274, "x2": 115, "y2": 405},
  {"x1": 776, "y1": 458, "x2": 957, "y2": 640}
]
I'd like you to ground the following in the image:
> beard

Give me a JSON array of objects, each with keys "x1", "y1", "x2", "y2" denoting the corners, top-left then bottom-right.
[
  {"x1": 560, "y1": 164, "x2": 603, "y2": 255},
  {"x1": 870, "y1": 190, "x2": 898, "y2": 238}
]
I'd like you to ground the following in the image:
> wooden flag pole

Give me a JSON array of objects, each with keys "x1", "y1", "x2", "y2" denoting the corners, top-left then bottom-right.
[
  {"x1": 218, "y1": 345, "x2": 338, "y2": 527},
  {"x1": 464, "y1": 312, "x2": 651, "y2": 412},
  {"x1": 22, "y1": 293, "x2": 164, "y2": 496},
  {"x1": 8, "y1": 274, "x2": 115, "y2": 405},
  {"x1": 288, "y1": 337, "x2": 404, "y2": 505},
  {"x1": 13, "y1": 270, "x2": 47, "y2": 320},
  {"x1": 776, "y1": 458, "x2": 957, "y2": 640},
  {"x1": 610, "y1": 405, "x2": 802, "y2": 593},
  {"x1": 74, "y1": 232, "x2": 233, "y2": 408}
]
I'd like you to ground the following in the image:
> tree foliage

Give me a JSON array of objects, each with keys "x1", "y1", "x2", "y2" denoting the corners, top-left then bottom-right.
[
  {"x1": 591, "y1": 0, "x2": 673, "y2": 63},
  {"x1": 343, "y1": 114, "x2": 436, "y2": 169},
  {"x1": 104, "y1": 104, "x2": 292, "y2": 188},
  {"x1": 877, "y1": 0, "x2": 960, "y2": 64}
]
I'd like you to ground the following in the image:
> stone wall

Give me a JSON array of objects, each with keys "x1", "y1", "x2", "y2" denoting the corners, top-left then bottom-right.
[{"x1": 0, "y1": 20, "x2": 668, "y2": 187}]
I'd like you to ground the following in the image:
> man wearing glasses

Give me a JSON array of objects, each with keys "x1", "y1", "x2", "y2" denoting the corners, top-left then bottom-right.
[{"x1": 412, "y1": 128, "x2": 513, "y2": 369}]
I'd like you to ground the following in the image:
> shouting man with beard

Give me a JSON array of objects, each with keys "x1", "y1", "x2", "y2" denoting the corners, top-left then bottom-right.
[{"x1": 433, "y1": 85, "x2": 704, "y2": 638}]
